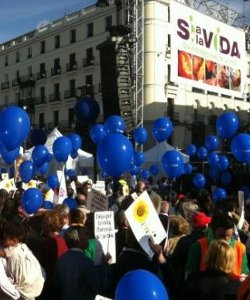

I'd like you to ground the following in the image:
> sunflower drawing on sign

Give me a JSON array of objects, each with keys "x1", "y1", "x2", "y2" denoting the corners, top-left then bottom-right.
[{"x1": 133, "y1": 199, "x2": 149, "y2": 223}]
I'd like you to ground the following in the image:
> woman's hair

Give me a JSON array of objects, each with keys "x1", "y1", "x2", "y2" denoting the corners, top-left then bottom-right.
[
  {"x1": 210, "y1": 213, "x2": 234, "y2": 231},
  {"x1": 4, "y1": 221, "x2": 26, "y2": 243},
  {"x1": 69, "y1": 209, "x2": 86, "y2": 225},
  {"x1": 169, "y1": 215, "x2": 190, "y2": 236},
  {"x1": 205, "y1": 239, "x2": 234, "y2": 274},
  {"x1": 42, "y1": 210, "x2": 64, "y2": 236}
]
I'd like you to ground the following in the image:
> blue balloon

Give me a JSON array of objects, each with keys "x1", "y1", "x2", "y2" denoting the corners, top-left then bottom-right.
[
  {"x1": 149, "y1": 164, "x2": 159, "y2": 176},
  {"x1": 65, "y1": 169, "x2": 76, "y2": 179},
  {"x1": 53, "y1": 136, "x2": 73, "y2": 162},
  {"x1": 104, "y1": 115, "x2": 126, "y2": 134},
  {"x1": 63, "y1": 197, "x2": 78, "y2": 209},
  {"x1": 231, "y1": 133, "x2": 250, "y2": 163},
  {"x1": 90, "y1": 124, "x2": 107, "y2": 144},
  {"x1": 115, "y1": 270, "x2": 169, "y2": 300},
  {"x1": 193, "y1": 173, "x2": 206, "y2": 188},
  {"x1": 207, "y1": 152, "x2": 220, "y2": 166},
  {"x1": 68, "y1": 133, "x2": 82, "y2": 153},
  {"x1": 0, "y1": 106, "x2": 30, "y2": 150},
  {"x1": 216, "y1": 112, "x2": 239, "y2": 139},
  {"x1": 152, "y1": 117, "x2": 173, "y2": 143},
  {"x1": 22, "y1": 188, "x2": 43, "y2": 214},
  {"x1": 19, "y1": 161, "x2": 35, "y2": 183},
  {"x1": 212, "y1": 187, "x2": 227, "y2": 202},
  {"x1": 185, "y1": 144, "x2": 196, "y2": 156},
  {"x1": 47, "y1": 174, "x2": 59, "y2": 189},
  {"x1": 97, "y1": 133, "x2": 134, "y2": 177},
  {"x1": 0, "y1": 142, "x2": 20, "y2": 164},
  {"x1": 217, "y1": 155, "x2": 229, "y2": 171},
  {"x1": 74, "y1": 96, "x2": 100, "y2": 125},
  {"x1": 32, "y1": 145, "x2": 49, "y2": 168},
  {"x1": 141, "y1": 169, "x2": 150, "y2": 180},
  {"x1": 130, "y1": 164, "x2": 141, "y2": 176},
  {"x1": 162, "y1": 150, "x2": 184, "y2": 178},
  {"x1": 38, "y1": 162, "x2": 49, "y2": 176},
  {"x1": 221, "y1": 171, "x2": 232, "y2": 186},
  {"x1": 133, "y1": 151, "x2": 145, "y2": 167},
  {"x1": 29, "y1": 129, "x2": 47, "y2": 146},
  {"x1": 197, "y1": 147, "x2": 208, "y2": 160},
  {"x1": 43, "y1": 201, "x2": 54, "y2": 209},
  {"x1": 133, "y1": 127, "x2": 148, "y2": 145},
  {"x1": 71, "y1": 151, "x2": 78, "y2": 159},
  {"x1": 205, "y1": 135, "x2": 219, "y2": 152},
  {"x1": 184, "y1": 162, "x2": 193, "y2": 175}
]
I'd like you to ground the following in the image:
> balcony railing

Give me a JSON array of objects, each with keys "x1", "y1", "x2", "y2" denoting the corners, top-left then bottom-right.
[
  {"x1": 51, "y1": 67, "x2": 61, "y2": 76},
  {"x1": 83, "y1": 56, "x2": 95, "y2": 67},
  {"x1": 66, "y1": 62, "x2": 77, "y2": 72},
  {"x1": 1, "y1": 81, "x2": 9, "y2": 90},
  {"x1": 18, "y1": 97, "x2": 34, "y2": 107},
  {"x1": 34, "y1": 96, "x2": 47, "y2": 105},
  {"x1": 19, "y1": 74, "x2": 35, "y2": 87},
  {"x1": 37, "y1": 71, "x2": 47, "y2": 80},
  {"x1": 64, "y1": 89, "x2": 76, "y2": 99},
  {"x1": 49, "y1": 93, "x2": 61, "y2": 102}
]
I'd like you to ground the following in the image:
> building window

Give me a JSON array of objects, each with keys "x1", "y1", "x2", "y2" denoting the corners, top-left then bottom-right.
[
  {"x1": 87, "y1": 23, "x2": 94, "y2": 37},
  {"x1": 28, "y1": 66, "x2": 32, "y2": 76},
  {"x1": 105, "y1": 16, "x2": 112, "y2": 31},
  {"x1": 53, "y1": 110, "x2": 59, "y2": 126},
  {"x1": 4, "y1": 95, "x2": 8, "y2": 106},
  {"x1": 70, "y1": 29, "x2": 76, "y2": 43},
  {"x1": 4, "y1": 56, "x2": 8, "y2": 67},
  {"x1": 15, "y1": 70, "x2": 19, "y2": 79},
  {"x1": 39, "y1": 113, "x2": 45, "y2": 128},
  {"x1": 27, "y1": 47, "x2": 32, "y2": 59},
  {"x1": 16, "y1": 52, "x2": 20, "y2": 63},
  {"x1": 68, "y1": 108, "x2": 75, "y2": 128},
  {"x1": 55, "y1": 35, "x2": 60, "y2": 49},
  {"x1": 69, "y1": 79, "x2": 75, "y2": 92},
  {"x1": 86, "y1": 48, "x2": 94, "y2": 65},
  {"x1": 54, "y1": 58, "x2": 60, "y2": 68},
  {"x1": 86, "y1": 74, "x2": 93, "y2": 85},
  {"x1": 40, "y1": 41, "x2": 46, "y2": 54},
  {"x1": 40, "y1": 87, "x2": 45, "y2": 102},
  {"x1": 54, "y1": 83, "x2": 60, "y2": 96}
]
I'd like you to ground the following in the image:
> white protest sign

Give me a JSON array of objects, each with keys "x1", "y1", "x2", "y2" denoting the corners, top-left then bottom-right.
[
  {"x1": 94, "y1": 211, "x2": 116, "y2": 264},
  {"x1": 92, "y1": 181, "x2": 106, "y2": 195},
  {"x1": 77, "y1": 175, "x2": 90, "y2": 184},
  {"x1": 237, "y1": 190, "x2": 245, "y2": 230},
  {"x1": 95, "y1": 296, "x2": 112, "y2": 300},
  {"x1": 1, "y1": 173, "x2": 9, "y2": 180},
  {"x1": 125, "y1": 191, "x2": 167, "y2": 258},
  {"x1": 87, "y1": 189, "x2": 108, "y2": 212}
]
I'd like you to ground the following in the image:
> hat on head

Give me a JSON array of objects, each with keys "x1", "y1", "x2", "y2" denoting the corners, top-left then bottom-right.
[{"x1": 191, "y1": 212, "x2": 211, "y2": 228}]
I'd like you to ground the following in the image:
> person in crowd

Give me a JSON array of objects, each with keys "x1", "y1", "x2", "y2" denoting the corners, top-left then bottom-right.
[
  {"x1": 108, "y1": 180, "x2": 125, "y2": 211},
  {"x1": 115, "y1": 210, "x2": 129, "y2": 258},
  {"x1": 52, "y1": 226, "x2": 112, "y2": 300},
  {"x1": 75, "y1": 186, "x2": 90, "y2": 215},
  {"x1": 183, "y1": 239, "x2": 241, "y2": 300},
  {"x1": 54, "y1": 204, "x2": 70, "y2": 237},
  {"x1": 0, "y1": 221, "x2": 45, "y2": 300},
  {"x1": 166, "y1": 215, "x2": 190, "y2": 256},
  {"x1": 168, "y1": 211, "x2": 211, "y2": 300},
  {"x1": 69, "y1": 208, "x2": 86, "y2": 227},
  {"x1": 35, "y1": 210, "x2": 68, "y2": 299},
  {"x1": 186, "y1": 212, "x2": 249, "y2": 278},
  {"x1": 83, "y1": 212, "x2": 104, "y2": 265}
]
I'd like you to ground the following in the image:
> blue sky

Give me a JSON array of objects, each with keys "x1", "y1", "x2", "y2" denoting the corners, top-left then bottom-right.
[{"x1": 0, "y1": 0, "x2": 249, "y2": 44}]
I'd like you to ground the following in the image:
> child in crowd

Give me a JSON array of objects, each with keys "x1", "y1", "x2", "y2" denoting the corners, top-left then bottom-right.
[{"x1": 0, "y1": 221, "x2": 45, "y2": 300}]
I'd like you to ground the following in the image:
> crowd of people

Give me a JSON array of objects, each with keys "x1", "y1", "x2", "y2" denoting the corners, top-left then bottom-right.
[{"x1": 0, "y1": 174, "x2": 249, "y2": 299}]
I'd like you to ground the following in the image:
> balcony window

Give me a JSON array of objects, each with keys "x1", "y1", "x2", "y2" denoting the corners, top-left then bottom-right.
[
  {"x1": 55, "y1": 35, "x2": 60, "y2": 49},
  {"x1": 40, "y1": 41, "x2": 46, "y2": 54},
  {"x1": 70, "y1": 29, "x2": 76, "y2": 43},
  {"x1": 105, "y1": 16, "x2": 112, "y2": 31},
  {"x1": 87, "y1": 23, "x2": 94, "y2": 38}
]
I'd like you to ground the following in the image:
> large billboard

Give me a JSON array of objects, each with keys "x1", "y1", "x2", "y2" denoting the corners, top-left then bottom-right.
[{"x1": 170, "y1": 1, "x2": 247, "y2": 98}]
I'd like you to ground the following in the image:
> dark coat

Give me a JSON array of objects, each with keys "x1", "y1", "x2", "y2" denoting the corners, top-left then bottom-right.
[{"x1": 182, "y1": 270, "x2": 240, "y2": 300}]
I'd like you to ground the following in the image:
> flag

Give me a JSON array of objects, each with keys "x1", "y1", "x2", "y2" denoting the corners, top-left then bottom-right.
[{"x1": 57, "y1": 169, "x2": 68, "y2": 204}]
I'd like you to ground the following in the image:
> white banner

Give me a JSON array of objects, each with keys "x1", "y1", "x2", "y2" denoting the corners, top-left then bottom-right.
[{"x1": 170, "y1": 1, "x2": 247, "y2": 97}]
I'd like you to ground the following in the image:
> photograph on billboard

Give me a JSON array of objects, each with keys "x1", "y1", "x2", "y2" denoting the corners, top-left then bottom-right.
[{"x1": 170, "y1": 1, "x2": 247, "y2": 97}]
